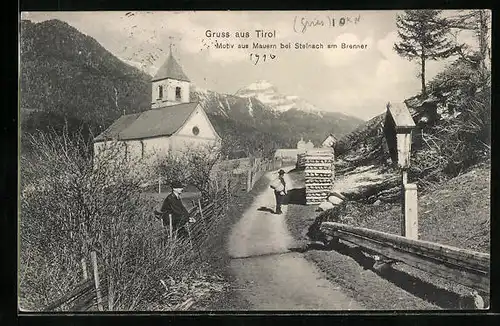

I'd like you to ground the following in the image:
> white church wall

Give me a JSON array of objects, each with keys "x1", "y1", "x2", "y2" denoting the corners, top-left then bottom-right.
[
  {"x1": 172, "y1": 105, "x2": 220, "y2": 154},
  {"x1": 141, "y1": 137, "x2": 171, "y2": 163},
  {"x1": 176, "y1": 106, "x2": 218, "y2": 140},
  {"x1": 170, "y1": 135, "x2": 219, "y2": 154}
]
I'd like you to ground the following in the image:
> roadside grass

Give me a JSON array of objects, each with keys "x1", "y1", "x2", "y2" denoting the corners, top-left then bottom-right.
[
  {"x1": 284, "y1": 169, "x2": 439, "y2": 309},
  {"x1": 283, "y1": 165, "x2": 492, "y2": 310},
  {"x1": 346, "y1": 162, "x2": 490, "y2": 253},
  {"x1": 341, "y1": 162, "x2": 491, "y2": 307}
]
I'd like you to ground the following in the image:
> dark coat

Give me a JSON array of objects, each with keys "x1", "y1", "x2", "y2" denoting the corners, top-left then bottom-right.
[{"x1": 159, "y1": 193, "x2": 189, "y2": 229}]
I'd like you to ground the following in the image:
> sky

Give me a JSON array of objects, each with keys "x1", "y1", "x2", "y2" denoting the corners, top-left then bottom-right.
[{"x1": 21, "y1": 10, "x2": 481, "y2": 120}]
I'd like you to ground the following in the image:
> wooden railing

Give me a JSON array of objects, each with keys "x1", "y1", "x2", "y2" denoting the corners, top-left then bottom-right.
[
  {"x1": 320, "y1": 222, "x2": 490, "y2": 294},
  {"x1": 42, "y1": 272, "x2": 106, "y2": 312}
]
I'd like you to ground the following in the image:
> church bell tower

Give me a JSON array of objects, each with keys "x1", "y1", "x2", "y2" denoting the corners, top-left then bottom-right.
[{"x1": 151, "y1": 45, "x2": 191, "y2": 109}]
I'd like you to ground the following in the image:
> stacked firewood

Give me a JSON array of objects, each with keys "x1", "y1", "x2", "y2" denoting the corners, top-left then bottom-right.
[
  {"x1": 303, "y1": 149, "x2": 335, "y2": 205},
  {"x1": 296, "y1": 153, "x2": 307, "y2": 168}
]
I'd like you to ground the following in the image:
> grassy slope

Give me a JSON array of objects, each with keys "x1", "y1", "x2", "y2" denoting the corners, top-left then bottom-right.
[
  {"x1": 284, "y1": 163, "x2": 491, "y2": 309},
  {"x1": 284, "y1": 170, "x2": 438, "y2": 310},
  {"x1": 348, "y1": 162, "x2": 490, "y2": 253}
]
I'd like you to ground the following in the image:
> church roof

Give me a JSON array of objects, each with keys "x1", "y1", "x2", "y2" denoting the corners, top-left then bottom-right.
[
  {"x1": 152, "y1": 50, "x2": 190, "y2": 82},
  {"x1": 94, "y1": 113, "x2": 141, "y2": 142},
  {"x1": 94, "y1": 102, "x2": 199, "y2": 141}
]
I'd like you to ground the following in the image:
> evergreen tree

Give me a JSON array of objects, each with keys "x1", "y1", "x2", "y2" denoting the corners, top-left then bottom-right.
[
  {"x1": 394, "y1": 10, "x2": 459, "y2": 96},
  {"x1": 445, "y1": 10, "x2": 491, "y2": 73}
]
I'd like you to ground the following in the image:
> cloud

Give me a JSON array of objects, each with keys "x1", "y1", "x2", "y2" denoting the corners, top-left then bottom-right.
[
  {"x1": 320, "y1": 33, "x2": 374, "y2": 67},
  {"x1": 324, "y1": 29, "x2": 463, "y2": 119}
]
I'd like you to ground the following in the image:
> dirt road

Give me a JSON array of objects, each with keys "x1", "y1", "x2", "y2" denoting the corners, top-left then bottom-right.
[{"x1": 228, "y1": 168, "x2": 363, "y2": 310}]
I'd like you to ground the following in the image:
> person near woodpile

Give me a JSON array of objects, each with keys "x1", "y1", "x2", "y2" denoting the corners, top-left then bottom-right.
[
  {"x1": 270, "y1": 169, "x2": 287, "y2": 214},
  {"x1": 156, "y1": 181, "x2": 196, "y2": 240}
]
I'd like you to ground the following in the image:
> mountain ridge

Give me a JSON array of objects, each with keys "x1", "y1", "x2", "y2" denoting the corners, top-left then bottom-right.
[{"x1": 20, "y1": 18, "x2": 364, "y2": 157}]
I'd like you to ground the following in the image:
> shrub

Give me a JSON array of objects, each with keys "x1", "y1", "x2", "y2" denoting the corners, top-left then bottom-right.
[
  {"x1": 155, "y1": 143, "x2": 229, "y2": 199},
  {"x1": 19, "y1": 128, "x2": 211, "y2": 311},
  {"x1": 407, "y1": 57, "x2": 491, "y2": 188}
]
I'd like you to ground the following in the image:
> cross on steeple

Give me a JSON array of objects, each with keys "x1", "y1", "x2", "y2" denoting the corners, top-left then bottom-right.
[
  {"x1": 168, "y1": 36, "x2": 175, "y2": 55},
  {"x1": 151, "y1": 36, "x2": 191, "y2": 109}
]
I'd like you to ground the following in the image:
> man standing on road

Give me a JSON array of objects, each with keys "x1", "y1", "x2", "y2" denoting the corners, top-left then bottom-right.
[
  {"x1": 156, "y1": 181, "x2": 195, "y2": 240},
  {"x1": 270, "y1": 169, "x2": 287, "y2": 214}
]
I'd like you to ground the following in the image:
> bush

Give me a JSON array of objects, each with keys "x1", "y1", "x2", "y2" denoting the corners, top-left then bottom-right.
[
  {"x1": 409, "y1": 58, "x2": 491, "y2": 186},
  {"x1": 155, "y1": 143, "x2": 224, "y2": 199}
]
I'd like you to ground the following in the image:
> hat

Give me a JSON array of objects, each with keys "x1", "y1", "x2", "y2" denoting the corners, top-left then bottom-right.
[
  {"x1": 278, "y1": 169, "x2": 285, "y2": 175},
  {"x1": 171, "y1": 181, "x2": 185, "y2": 189}
]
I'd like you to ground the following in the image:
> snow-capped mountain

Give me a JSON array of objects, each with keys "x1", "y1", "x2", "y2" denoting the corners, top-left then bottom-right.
[
  {"x1": 191, "y1": 84, "x2": 364, "y2": 148},
  {"x1": 191, "y1": 85, "x2": 278, "y2": 120},
  {"x1": 235, "y1": 80, "x2": 324, "y2": 114}
]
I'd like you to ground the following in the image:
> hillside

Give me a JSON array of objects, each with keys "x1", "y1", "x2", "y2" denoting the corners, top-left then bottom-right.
[
  {"x1": 332, "y1": 57, "x2": 490, "y2": 204},
  {"x1": 20, "y1": 19, "x2": 152, "y2": 133},
  {"x1": 20, "y1": 19, "x2": 363, "y2": 156}
]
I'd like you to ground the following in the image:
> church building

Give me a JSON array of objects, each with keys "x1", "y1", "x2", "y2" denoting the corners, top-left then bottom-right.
[{"x1": 93, "y1": 48, "x2": 221, "y2": 163}]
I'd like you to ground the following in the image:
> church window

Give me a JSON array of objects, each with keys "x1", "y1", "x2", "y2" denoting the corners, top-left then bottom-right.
[
  {"x1": 158, "y1": 85, "x2": 163, "y2": 99},
  {"x1": 175, "y1": 87, "x2": 182, "y2": 100},
  {"x1": 192, "y1": 126, "x2": 200, "y2": 135}
]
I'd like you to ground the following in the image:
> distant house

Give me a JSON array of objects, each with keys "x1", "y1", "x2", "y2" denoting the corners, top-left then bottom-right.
[
  {"x1": 274, "y1": 137, "x2": 315, "y2": 161},
  {"x1": 94, "y1": 48, "x2": 221, "y2": 163},
  {"x1": 321, "y1": 134, "x2": 337, "y2": 148}
]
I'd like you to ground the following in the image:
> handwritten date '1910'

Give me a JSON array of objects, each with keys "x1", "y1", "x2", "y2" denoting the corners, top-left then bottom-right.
[{"x1": 250, "y1": 53, "x2": 276, "y2": 65}]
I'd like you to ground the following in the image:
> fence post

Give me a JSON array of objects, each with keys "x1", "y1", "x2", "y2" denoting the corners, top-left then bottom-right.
[
  {"x1": 225, "y1": 176, "x2": 230, "y2": 209},
  {"x1": 158, "y1": 175, "x2": 161, "y2": 194},
  {"x1": 246, "y1": 169, "x2": 252, "y2": 192},
  {"x1": 186, "y1": 224, "x2": 194, "y2": 250},
  {"x1": 198, "y1": 199, "x2": 208, "y2": 235},
  {"x1": 402, "y1": 183, "x2": 418, "y2": 239},
  {"x1": 198, "y1": 199, "x2": 204, "y2": 221},
  {"x1": 90, "y1": 251, "x2": 104, "y2": 312},
  {"x1": 168, "y1": 214, "x2": 173, "y2": 239},
  {"x1": 81, "y1": 257, "x2": 88, "y2": 280}
]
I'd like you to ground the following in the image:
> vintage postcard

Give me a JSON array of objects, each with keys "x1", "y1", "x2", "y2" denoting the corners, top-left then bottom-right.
[{"x1": 19, "y1": 10, "x2": 491, "y2": 312}]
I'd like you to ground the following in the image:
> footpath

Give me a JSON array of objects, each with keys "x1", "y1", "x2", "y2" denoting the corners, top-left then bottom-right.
[{"x1": 227, "y1": 167, "x2": 363, "y2": 310}]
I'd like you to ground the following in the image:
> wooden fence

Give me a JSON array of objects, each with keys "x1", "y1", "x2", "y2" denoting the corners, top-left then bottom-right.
[
  {"x1": 153, "y1": 156, "x2": 279, "y2": 194},
  {"x1": 41, "y1": 188, "x2": 231, "y2": 312},
  {"x1": 320, "y1": 222, "x2": 490, "y2": 295},
  {"x1": 245, "y1": 157, "x2": 283, "y2": 192}
]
